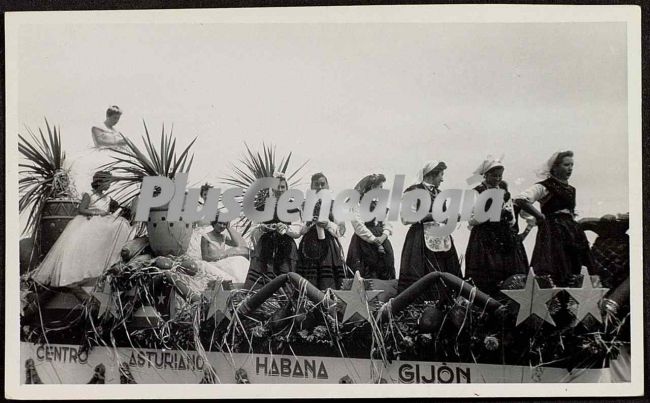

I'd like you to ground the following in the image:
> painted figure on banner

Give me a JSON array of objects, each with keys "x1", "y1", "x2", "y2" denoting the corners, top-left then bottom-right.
[
  {"x1": 346, "y1": 173, "x2": 396, "y2": 281},
  {"x1": 464, "y1": 156, "x2": 529, "y2": 296},
  {"x1": 514, "y1": 151, "x2": 594, "y2": 286},
  {"x1": 296, "y1": 172, "x2": 350, "y2": 290},
  {"x1": 397, "y1": 161, "x2": 462, "y2": 301},
  {"x1": 29, "y1": 171, "x2": 132, "y2": 288}
]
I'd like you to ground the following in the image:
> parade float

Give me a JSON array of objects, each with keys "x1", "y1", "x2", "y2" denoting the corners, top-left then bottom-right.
[{"x1": 19, "y1": 135, "x2": 630, "y2": 385}]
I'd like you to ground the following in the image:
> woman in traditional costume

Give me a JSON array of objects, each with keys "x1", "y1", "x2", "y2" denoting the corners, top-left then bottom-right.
[
  {"x1": 397, "y1": 161, "x2": 462, "y2": 300},
  {"x1": 29, "y1": 171, "x2": 132, "y2": 287},
  {"x1": 514, "y1": 151, "x2": 593, "y2": 286},
  {"x1": 464, "y1": 156, "x2": 528, "y2": 296},
  {"x1": 346, "y1": 173, "x2": 395, "y2": 280},
  {"x1": 202, "y1": 218, "x2": 250, "y2": 284},
  {"x1": 244, "y1": 172, "x2": 301, "y2": 289},
  {"x1": 296, "y1": 173, "x2": 349, "y2": 290}
]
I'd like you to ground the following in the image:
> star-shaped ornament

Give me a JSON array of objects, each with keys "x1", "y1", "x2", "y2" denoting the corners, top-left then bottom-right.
[
  {"x1": 157, "y1": 294, "x2": 167, "y2": 305},
  {"x1": 501, "y1": 268, "x2": 558, "y2": 326},
  {"x1": 332, "y1": 271, "x2": 383, "y2": 323},
  {"x1": 92, "y1": 281, "x2": 114, "y2": 318},
  {"x1": 205, "y1": 281, "x2": 234, "y2": 325},
  {"x1": 565, "y1": 267, "x2": 609, "y2": 324}
]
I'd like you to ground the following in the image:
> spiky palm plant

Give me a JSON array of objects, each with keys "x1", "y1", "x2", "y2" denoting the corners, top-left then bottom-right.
[
  {"x1": 220, "y1": 142, "x2": 308, "y2": 235},
  {"x1": 19, "y1": 119, "x2": 77, "y2": 237},
  {"x1": 100, "y1": 121, "x2": 196, "y2": 205}
]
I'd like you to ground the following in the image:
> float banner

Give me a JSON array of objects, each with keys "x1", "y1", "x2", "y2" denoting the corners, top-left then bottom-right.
[{"x1": 21, "y1": 343, "x2": 613, "y2": 384}]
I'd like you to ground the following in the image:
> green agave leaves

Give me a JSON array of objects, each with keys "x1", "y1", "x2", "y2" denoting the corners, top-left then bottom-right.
[
  {"x1": 18, "y1": 119, "x2": 75, "y2": 236},
  {"x1": 100, "y1": 121, "x2": 196, "y2": 205},
  {"x1": 220, "y1": 142, "x2": 308, "y2": 235}
]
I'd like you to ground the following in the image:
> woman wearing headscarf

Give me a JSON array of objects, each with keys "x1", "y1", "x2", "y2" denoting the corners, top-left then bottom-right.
[
  {"x1": 346, "y1": 173, "x2": 396, "y2": 280},
  {"x1": 397, "y1": 161, "x2": 462, "y2": 300},
  {"x1": 464, "y1": 156, "x2": 528, "y2": 295},
  {"x1": 514, "y1": 151, "x2": 593, "y2": 286},
  {"x1": 244, "y1": 172, "x2": 302, "y2": 289},
  {"x1": 296, "y1": 172, "x2": 349, "y2": 290}
]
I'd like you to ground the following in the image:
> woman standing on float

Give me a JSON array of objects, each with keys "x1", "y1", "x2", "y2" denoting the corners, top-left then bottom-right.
[
  {"x1": 73, "y1": 106, "x2": 127, "y2": 193},
  {"x1": 296, "y1": 173, "x2": 349, "y2": 290},
  {"x1": 464, "y1": 156, "x2": 528, "y2": 295},
  {"x1": 397, "y1": 161, "x2": 462, "y2": 300},
  {"x1": 346, "y1": 173, "x2": 396, "y2": 280},
  {"x1": 244, "y1": 172, "x2": 302, "y2": 289},
  {"x1": 514, "y1": 151, "x2": 593, "y2": 286}
]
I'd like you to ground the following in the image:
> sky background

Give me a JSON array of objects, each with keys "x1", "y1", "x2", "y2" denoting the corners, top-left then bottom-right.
[{"x1": 16, "y1": 22, "x2": 629, "y2": 274}]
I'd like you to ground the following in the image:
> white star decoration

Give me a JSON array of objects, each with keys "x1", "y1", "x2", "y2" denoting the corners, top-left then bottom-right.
[
  {"x1": 565, "y1": 267, "x2": 609, "y2": 324},
  {"x1": 501, "y1": 268, "x2": 558, "y2": 326},
  {"x1": 157, "y1": 294, "x2": 167, "y2": 305},
  {"x1": 205, "y1": 281, "x2": 234, "y2": 325},
  {"x1": 92, "y1": 281, "x2": 114, "y2": 318},
  {"x1": 332, "y1": 271, "x2": 383, "y2": 323}
]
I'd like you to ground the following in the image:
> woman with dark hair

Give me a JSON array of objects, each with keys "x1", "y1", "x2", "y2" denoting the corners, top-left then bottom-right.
[
  {"x1": 296, "y1": 173, "x2": 349, "y2": 290},
  {"x1": 187, "y1": 182, "x2": 216, "y2": 259},
  {"x1": 91, "y1": 106, "x2": 127, "y2": 150},
  {"x1": 244, "y1": 172, "x2": 302, "y2": 289},
  {"x1": 74, "y1": 106, "x2": 128, "y2": 193},
  {"x1": 29, "y1": 171, "x2": 131, "y2": 287},
  {"x1": 397, "y1": 161, "x2": 462, "y2": 300},
  {"x1": 346, "y1": 173, "x2": 395, "y2": 280},
  {"x1": 464, "y1": 156, "x2": 528, "y2": 295},
  {"x1": 201, "y1": 217, "x2": 250, "y2": 283},
  {"x1": 514, "y1": 151, "x2": 593, "y2": 286}
]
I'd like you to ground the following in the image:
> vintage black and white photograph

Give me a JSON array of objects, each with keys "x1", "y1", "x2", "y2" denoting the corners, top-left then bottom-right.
[{"x1": 4, "y1": 5, "x2": 643, "y2": 399}]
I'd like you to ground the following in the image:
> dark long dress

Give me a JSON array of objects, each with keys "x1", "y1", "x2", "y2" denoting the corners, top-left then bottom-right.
[
  {"x1": 397, "y1": 183, "x2": 462, "y2": 301},
  {"x1": 529, "y1": 177, "x2": 593, "y2": 286},
  {"x1": 346, "y1": 219, "x2": 395, "y2": 280},
  {"x1": 464, "y1": 182, "x2": 529, "y2": 296},
  {"x1": 297, "y1": 220, "x2": 349, "y2": 290},
  {"x1": 244, "y1": 208, "x2": 298, "y2": 289}
]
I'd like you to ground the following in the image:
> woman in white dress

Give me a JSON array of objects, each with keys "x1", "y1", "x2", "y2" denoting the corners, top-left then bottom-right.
[
  {"x1": 72, "y1": 106, "x2": 127, "y2": 194},
  {"x1": 29, "y1": 171, "x2": 132, "y2": 288},
  {"x1": 201, "y1": 219, "x2": 250, "y2": 284},
  {"x1": 186, "y1": 183, "x2": 215, "y2": 260}
]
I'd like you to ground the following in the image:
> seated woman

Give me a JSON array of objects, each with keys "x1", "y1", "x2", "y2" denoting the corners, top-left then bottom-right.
[
  {"x1": 73, "y1": 106, "x2": 128, "y2": 194},
  {"x1": 91, "y1": 105, "x2": 127, "y2": 150},
  {"x1": 346, "y1": 173, "x2": 396, "y2": 280},
  {"x1": 296, "y1": 172, "x2": 349, "y2": 290},
  {"x1": 29, "y1": 171, "x2": 132, "y2": 288},
  {"x1": 186, "y1": 183, "x2": 216, "y2": 260},
  {"x1": 244, "y1": 172, "x2": 302, "y2": 289},
  {"x1": 201, "y1": 218, "x2": 250, "y2": 284}
]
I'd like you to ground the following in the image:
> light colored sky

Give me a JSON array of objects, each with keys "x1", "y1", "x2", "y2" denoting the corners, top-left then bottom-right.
[{"x1": 16, "y1": 22, "x2": 628, "y2": 273}]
